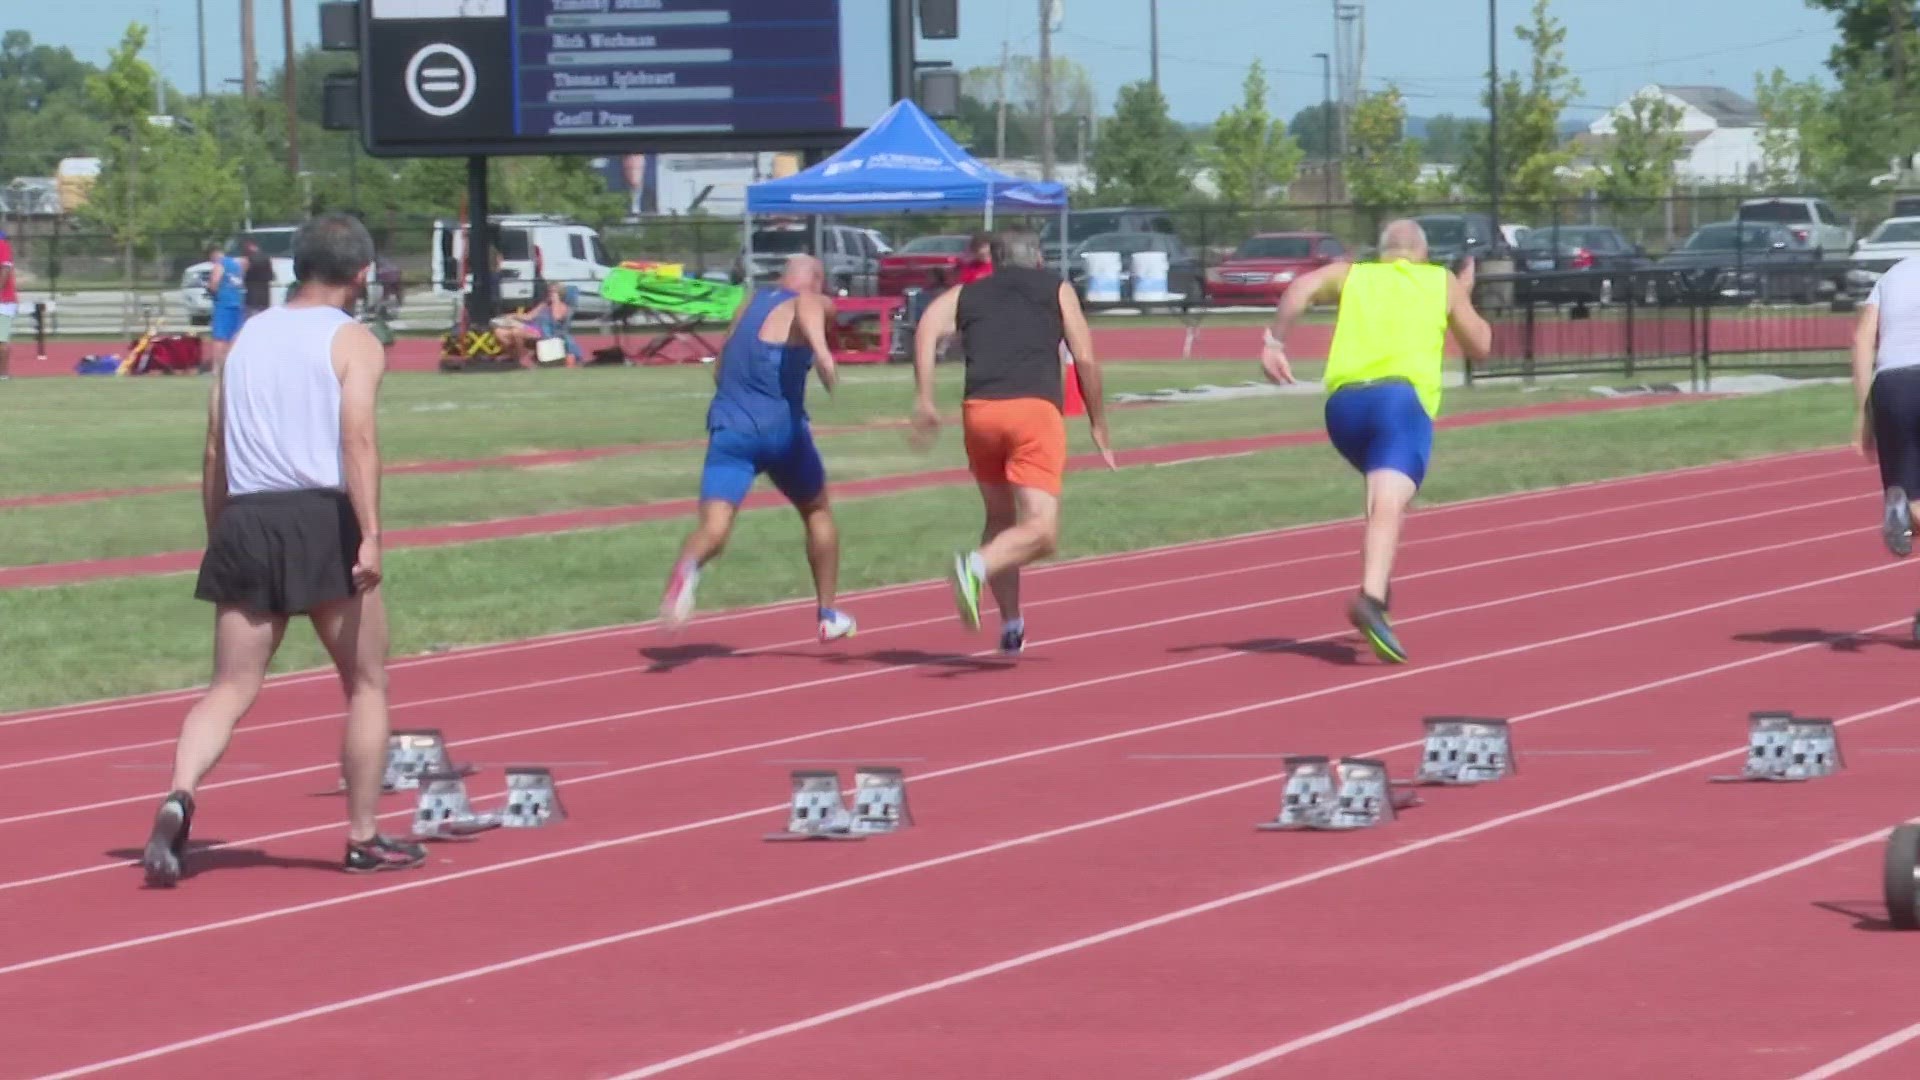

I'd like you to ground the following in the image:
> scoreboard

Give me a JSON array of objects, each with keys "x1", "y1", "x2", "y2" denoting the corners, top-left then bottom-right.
[{"x1": 358, "y1": 0, "x2": 893, "y2": 156}]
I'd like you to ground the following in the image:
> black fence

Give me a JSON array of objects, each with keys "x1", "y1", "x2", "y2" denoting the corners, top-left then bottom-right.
[{"x1": 1465, "y1": 262, "x2": 1860, "y2": 390}]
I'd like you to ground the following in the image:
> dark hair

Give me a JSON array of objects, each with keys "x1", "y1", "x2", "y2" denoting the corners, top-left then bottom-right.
[
  {"x1": 969, "y1": 230, "x2": 994, "y2": 255},
  {"x1": 989, "y1": 228, "x2": 1043, "y2": 269},
  {"x1": 291, "y1": 213, "x2": 375, "y2": 287}
]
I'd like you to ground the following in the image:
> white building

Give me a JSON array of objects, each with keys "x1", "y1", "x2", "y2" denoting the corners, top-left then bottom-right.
[{"x1": 1582, "y1": 85, "x2": 1771, "y2": 184}]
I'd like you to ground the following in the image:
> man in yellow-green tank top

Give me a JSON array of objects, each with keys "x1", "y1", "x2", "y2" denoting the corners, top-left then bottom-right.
[{"x1": 1259, "y1": 219, "x2": 1493, "y2": 664}]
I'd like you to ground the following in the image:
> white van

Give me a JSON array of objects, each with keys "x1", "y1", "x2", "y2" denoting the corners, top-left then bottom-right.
[{"x1": 431, "y1": 214, "x2": 619, "y2": 318}]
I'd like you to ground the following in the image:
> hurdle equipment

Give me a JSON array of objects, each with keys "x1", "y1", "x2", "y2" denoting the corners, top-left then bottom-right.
[
  {"x1": 1259, "y1": 756, "x2": 1399, "y2": 831},
  {"x1": 765, "y1": 769, "x2": 862, "y2": 841},
  {"x1": 499, "y1": 767, "x2": 566, "y2": 827},
  {"x1": 1709, "y1": 712, "x2": 1844, "y2": 782},
  {"x1": 410, "y1": 771, "x2": 502, "y2": 839},
  {"x1": 381, "y1": 729, "x2": 477, "y2": 793},
  {"x1": 1414, "y1": 717, "x2": 1516, "y2": 785},
  {"x1": 847, "y1": 766, "x2": 913, "y2": 836},
  {"x1": 1885, "y1": 824, "x2": 1920, "y2": 930}
]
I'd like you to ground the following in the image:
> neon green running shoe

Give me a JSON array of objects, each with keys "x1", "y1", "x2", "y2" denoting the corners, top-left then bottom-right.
[
  {"x1": 1348, "y1": 592, "x2": 1408, "y2": 664},
  {"x1": 950, "y1": 552, "x2": 983, "y2": 631}
]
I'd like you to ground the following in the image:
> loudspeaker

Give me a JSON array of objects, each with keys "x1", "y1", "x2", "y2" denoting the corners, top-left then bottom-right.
[
  {"x1": 918, "y1": 0, "x2": 959, "y2": 39},
  {"x1": 322, "y1": 73, "x2": 360, "y2": 131},
  {"x1": 917, "y1": 70, "x2": 961, "y2": 119},
  {"x1": 319, "y1": 2, "x2": 360, "y2": 51}
]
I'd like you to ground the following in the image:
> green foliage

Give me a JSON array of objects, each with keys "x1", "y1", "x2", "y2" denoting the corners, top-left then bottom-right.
[
  {"x1": 0, "y1": 30, "x2": 109, "y2": 175},
  {"x1": 1596, "y1": 91, "x2": 1686, "y2": 204},
  {"x1": 957, "y1": 56, "x2": 1097, "y2": 160},
  {"x1": 1420, "y1": 115, "x2": 1486, "y2": 166},
  {"x1": 1288, "y1": 102, "x2": 1336, "y2": 161},
  {"x1": 1089, "y1": 80, "x2": 1193, "y2": 206},
  {"x1": 1804, "y1": 0, "x2": 1920, "y2": 86},
  {"x1": 1204, "y1": 61, "x2": 1303, "y2": 207},
  {"x1": 1345, "y1": 87, "x2": 1423, "y2": 210},
  {"x1": 77, "y1": 24, "x2": 161, "y2": 249},
  {"x1": 1752, "y1": 63, "x2": 1920, "y2": 198},
  {"x1": 1459, "y1": 0, "x2": 1582, "y2": 212},
  {"x1": 1753, "y1": 68, "x2": 1819, "y2": 189}
]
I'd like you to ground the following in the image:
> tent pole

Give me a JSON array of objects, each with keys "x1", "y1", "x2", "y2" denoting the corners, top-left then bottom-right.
[
  {"x1": 985, "y1": 184, "x2": 994, "y2": 231},
  {"x1": 742, "y1": 211, "x2": 753, "y2": 287},
  {"x1": 1059, "y1": 202, "x2": 1070, "y2": 281}
]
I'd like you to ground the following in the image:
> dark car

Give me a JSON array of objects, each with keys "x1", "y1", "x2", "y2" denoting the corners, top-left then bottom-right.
[
  {"x1": 1043, "y1": 207, "x2": 1179, "y2": 270},
  {"x1": 1414, "y1": 213, "x2": 1502, "y2": 268},
  {"x1": 1514, "y1": 225, "x2": 1653, "y2": 304},
  {"x1": 1067, "y1": 231, "x2": 1204, "y2": 310},
  {"x1": 1653, "y1": 222, "x2": 1823, "y2": 304},
  {"x1": 1203, "y1": 233, "x2": 1347, "y2": 306}
]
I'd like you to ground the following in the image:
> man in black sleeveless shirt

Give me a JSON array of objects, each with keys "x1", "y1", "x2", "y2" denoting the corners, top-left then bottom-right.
[{"x1": 911, "y1": 228, "x2": 1116, "y2": 653}]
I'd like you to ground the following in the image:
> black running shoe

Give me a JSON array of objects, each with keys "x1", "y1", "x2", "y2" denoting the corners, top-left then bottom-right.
[
  {"x1": 999, "y1": 624, "x2": 1026, "y2": 655},
  {"x1": 1886, "y1": 487, "x2": 1913, "y2": 559},
  {"x1": 344, "y1": 834, "x2": 428, "y2": 874},
  {"x1": 141, "y1": 790, "x2": 195, "y2": 888}
]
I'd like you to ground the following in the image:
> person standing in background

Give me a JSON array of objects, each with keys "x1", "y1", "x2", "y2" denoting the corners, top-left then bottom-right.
[
  {"x1": 242, "y1": 240, "x2": 273, "y2": 323},
  {"x1": 0, "y1": 226, "x2": 16, "y2": 381},
  {"x1": 204, "y1": 244, "x2": 247, "y2": 373}
]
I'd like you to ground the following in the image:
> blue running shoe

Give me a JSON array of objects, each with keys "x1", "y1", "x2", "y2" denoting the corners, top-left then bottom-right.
[
  {"x1": 1348, "y1": 592, "x2": 1408, "y2": 664},
  {"x1": 999, "y1": 623, "x2": 1026, "y2": 655},
  {"x1": 1885, "y1": 487, "x2": 1913, "y2": 559}
]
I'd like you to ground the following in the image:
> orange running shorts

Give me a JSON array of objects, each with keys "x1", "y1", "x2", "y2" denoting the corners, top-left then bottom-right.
[{"x1": 962, "y1": 397, "x2": 1067, "y2": 496}]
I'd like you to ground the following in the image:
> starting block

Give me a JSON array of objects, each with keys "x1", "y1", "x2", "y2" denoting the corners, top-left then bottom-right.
[
  {"x1": 1709, "y1": 711, "x2": 1844, "y2": 782},
  {"x1": 1259, "y1": 756, "x2": 1401, "y2": 831},
  {"x1": 1885, "y1": 823, "x2": 1920, "y2": 930},
  {"x1": 1415, "y1": 717, "x2": 1516, "y2": 785},
  {"x1": 383, "y1": 729, "x2": 477, "y2": 793},
  {"x1": 499, "y1": 767, "x2": 566, "y2": 827},
  {"x1": 410, "y1": 771, "x2": 502, "y2": 839},
  {"x1": 766, "y1": 769, "x2": 860, "y2": 841},
  {"x1": 848, "y1": 766, "x2": 914, "y2": 836}
]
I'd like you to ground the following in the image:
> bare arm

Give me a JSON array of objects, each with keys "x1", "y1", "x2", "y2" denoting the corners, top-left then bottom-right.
[
  {"x1": 1268, "y1": 262, "x2": 1351, "y2": 343},
  {"x1": 1445, "y1": 269, "x2": 1494, "y2": 361},
  {"x1": 333, "y1": 321, "x2": 387, "y2": 542},
  {"x1": 795, "y1": 293, "x2": 839, "y2": 394},
  {"x1": 1057, "y1": 283, "x2": 1105, "y2": 426},
  {"x1": 201, "y1": 373, "x2": 228, "y2": 538},
  {"x1": 912, "y1": 286, "x2": 962, "y2": 414},
  {"x1": 1853, "y1": 302, "x2": 1880, "y2": 416}
]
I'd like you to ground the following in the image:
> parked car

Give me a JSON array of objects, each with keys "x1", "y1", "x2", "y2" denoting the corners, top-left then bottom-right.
[
  {"x1": 1414, "y1": 212, "x2": 1502, "y2": 268},
  {"x1": 1845, "y1": 216, "x2": 1920, "y2": 299},
  {"x1": 1653, "y1": 221, "x2": 1823, "y2": 304},
  {"x1": 1736, "y1": 197, "x2": 1854, "y2": 262},
  {"x1": 1043, "y1": 207, "x2": 1179, "y2": 270},
  {"x1": 179, "y1": 226, "x2": 297, "y2": 324},
  {"x1": 1513, "y1": 225, "x2": 1653, "y2": 304},
  {"x1": 741, "y1": 221, "x2": 882, "y2": 295},
  {"x1": 876, "y1": 234, "x2": 974, "y2": 295},
  {"x1": 1066, "y1": 231, "x2": 1204, "y2": 309},
  {"x1": 1203, "y1": 232, "x2": 1346, "y2": 306}
]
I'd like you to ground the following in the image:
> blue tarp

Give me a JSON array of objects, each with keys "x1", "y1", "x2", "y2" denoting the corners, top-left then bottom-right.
[{"x1": 746, "y1": 100, "x2": 1068, "y2": 216}]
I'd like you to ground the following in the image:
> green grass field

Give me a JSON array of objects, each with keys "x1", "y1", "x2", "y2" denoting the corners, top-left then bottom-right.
[{"x1": 0, "y1": 359, "x2": 1855, "y2": 712}]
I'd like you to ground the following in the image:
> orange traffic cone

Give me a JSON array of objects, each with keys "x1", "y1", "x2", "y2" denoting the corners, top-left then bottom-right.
[{"x1": 1062, "y1": 349, "x2": 1087, "y2": 417}]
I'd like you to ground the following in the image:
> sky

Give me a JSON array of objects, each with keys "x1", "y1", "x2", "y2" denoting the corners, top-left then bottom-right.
[{"x1": 17, "y1": 0, "x2": 1845, "y2": 126}]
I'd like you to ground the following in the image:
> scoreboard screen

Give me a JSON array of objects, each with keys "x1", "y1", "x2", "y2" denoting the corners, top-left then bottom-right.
[{"x1": 360, "y1": 0, "x2": 893, "y2": 156}]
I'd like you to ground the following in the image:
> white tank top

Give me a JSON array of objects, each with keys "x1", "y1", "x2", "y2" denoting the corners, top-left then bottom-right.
[
  {"x1": 222, "y1": 305, "x2": 353, "y2": 496},
  {"x1": 1870, "y1": 258, "x2": 1920, "y2": 376}
]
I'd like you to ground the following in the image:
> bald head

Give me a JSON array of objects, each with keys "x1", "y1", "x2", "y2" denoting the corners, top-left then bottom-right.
[
  {"x1": 1378, "y1": 219, "x2": 1428, "y2": 262},
  {"x1": 780, "y1": 254, "x2": 825, "y2": 293}
]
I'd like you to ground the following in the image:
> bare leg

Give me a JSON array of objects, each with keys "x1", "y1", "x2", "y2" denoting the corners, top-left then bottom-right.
[
  {"x1": 661, "y1": 500, "x2": 737, "y2": 626},
  {"x1": 1361, "y1": 470, "x2": 1418, "y2": 602},
  {"x1": 977, "y1": 482, "x2": 1021, "y2": 623},
  {"x1": 0, "y1": 338, "x2": 11, "y2": 378},
  {"x1": 793, "y1": 493, "x2": 840, "y2": 611},
  {"x1": 167, "y1": 605, "x2": 287, "y2": 794},
  {"x1": 310, "y1": 589, "x2": 391, "y2": 843},
  {"x1": 976, "y1": 487, "x2": 1061, "y2": 579}
]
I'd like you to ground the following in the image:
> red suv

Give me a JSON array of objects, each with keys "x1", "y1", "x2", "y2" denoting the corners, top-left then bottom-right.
[
  {"x1": 1204, "y1": 232, "x2": 1346, "y2": 305},
  {"x1": 877, "y1": 235, "x2": 975, "y2": 295}
]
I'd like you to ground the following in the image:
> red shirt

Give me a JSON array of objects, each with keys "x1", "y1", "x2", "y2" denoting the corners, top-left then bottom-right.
[
  {"x1": 957, "y1": 257, "x2": 993, "y2": 285},
  {"x1": 0, "y1": 234, "x2": 15, "y2": 305}
]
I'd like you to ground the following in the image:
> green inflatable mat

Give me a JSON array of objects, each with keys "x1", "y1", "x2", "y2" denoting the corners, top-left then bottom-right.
[{"x1": 600, "y1": 266, "x2": 744, "y2": 322}]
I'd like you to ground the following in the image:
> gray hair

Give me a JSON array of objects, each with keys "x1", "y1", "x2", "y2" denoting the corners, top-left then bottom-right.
[
  {"x1": 1377, "y1": 219, "x2": 1428, "y2": 259},
  {"x1": 990, "y1": 229, "x2": 1044, "y2": 269},
  {"x1": 292, "y1": 213, "x2": 375, "y2": 287}
]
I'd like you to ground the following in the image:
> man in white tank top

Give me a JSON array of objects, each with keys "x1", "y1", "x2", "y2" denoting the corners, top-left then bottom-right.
[{"x1": 141, "y1": 213, "x2": 426, "y2": 885}]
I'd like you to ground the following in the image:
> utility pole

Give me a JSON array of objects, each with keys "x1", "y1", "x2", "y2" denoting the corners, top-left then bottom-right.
[
  {"x1": 995, "y1": 40, "x2": 1009, "y2": 160},
  {"x1": 1149, "y1": 0, "x2": 1160, "y2": 90},
  {"x1": 1038, "y1": 0, "x2": 1055, "y2": 182},
  {"x1": 1313, "y1": 51, "x2": 1333, "y2": 206},
  {"x1": 1487, "y1": 0, "x2": 1501, "y2": 231},
  {"x1": 282, "y1": 0, "x2": 300, "y2": 178},
  {"x1": 195, "y1": 0, "x2": 208, "y2": 98},
  {"x1": 240, "y1": 0, "x2": 258, "y2": 100}
]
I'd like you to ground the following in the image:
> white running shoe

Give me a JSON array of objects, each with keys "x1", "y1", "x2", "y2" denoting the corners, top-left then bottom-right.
[
  {"x1": 660, "y1": 561, "x2": 701, "y2": 631},
  {"x1": 818, "y1": 608, "x2": 857, "y2": 642}
]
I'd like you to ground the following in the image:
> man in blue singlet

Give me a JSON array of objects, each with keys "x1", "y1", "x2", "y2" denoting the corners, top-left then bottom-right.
[
  {"x1": 659, "y1": 255, "x2": 857, "y2": 641},
  {"x1": 205, "y1": 243, "x2": 248, "y2": 373}
]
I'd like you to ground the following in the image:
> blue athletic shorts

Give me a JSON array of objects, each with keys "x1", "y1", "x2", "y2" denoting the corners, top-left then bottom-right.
[
  {"x1": 210, "y1": 305, "x2": 244, "y2": 343},
  {"x1": 1324, "y1": 379, "x2": 1434, "y2": 488},
  {"x1": 699, "y1": 423, "x2": 827, "y2": 506}
]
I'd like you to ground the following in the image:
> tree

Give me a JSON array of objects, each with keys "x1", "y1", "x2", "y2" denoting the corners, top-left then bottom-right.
[
  {"x1": 0, "y1": 31, "x2": 109, "y2": 176},
  {"x1": 1419, "y1": 115, "x2": 1485, "y2": 165},
  {"x1": 1289, "y1": 102, "x2": 1337, "y2": 161},
  {"x1": 1805, "y1": 0, "x2": 1920, "y2": 89},
  {"x1": 960, "y1": 55, "x2": 1096, "y2": 161},
  {"x1": 1753, "y1": 68, "x2": 1823, "y2": 188},
  {"x1": 1596, "y1": 90, "x2": 1686, "y2": 205},
  {"x1": 1204, "y1": 61, "x2": 1302, "y2": 207},
  {"x1": 147, "y1": 107, "x2": 250, "y2": 239},
  {"x1": 1459, "y1": 0, "x2": 1582, "y2": 213},
  {"x1": 79, "y1": 23, "x2": 161, "y2": 331},
  {"x1": 1345, "y1": 87, "x2": 1423, "y2": 210},
  {"x1": 1088, "y1": 80, "x2": 1193, "y2": 206}
]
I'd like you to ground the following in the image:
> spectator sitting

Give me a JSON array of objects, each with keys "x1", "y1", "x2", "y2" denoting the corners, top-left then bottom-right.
[{"x1": 497, "y1": 282, "x2": 583, "y2": 365}]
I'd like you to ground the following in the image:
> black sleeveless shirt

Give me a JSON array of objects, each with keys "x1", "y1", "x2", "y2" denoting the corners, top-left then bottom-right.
[{"x1": 956, "y1": 266, "x2": 1066, "y2": 408}]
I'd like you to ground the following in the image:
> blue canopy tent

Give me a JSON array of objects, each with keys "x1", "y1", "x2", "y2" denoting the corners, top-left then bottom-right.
[{"x1": 744, "y1": 99, "x2": 1071, "y2": 278}]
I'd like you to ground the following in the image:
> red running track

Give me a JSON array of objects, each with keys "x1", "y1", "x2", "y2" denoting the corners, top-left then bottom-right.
[{"x1": 4, "y1": 447, "x2": 1920, "y2": 1079}]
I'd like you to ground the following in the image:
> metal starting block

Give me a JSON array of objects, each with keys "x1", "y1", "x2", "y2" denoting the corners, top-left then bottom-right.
[
  {"x1": 848, "y1": 766, "x2": 913, "y2": 836},
  {"x1": 1710, "y1": 712, "x2": 1844, "y2": 782},
  {"x1": 410, "y1": 771, "x2": 502, "y2": 840},
  {"x1": 499, "y1": 767, "x2": 566, "y2": 827},
  {"x1": 1259, "y1": 756, "x2": 1400, "y2": 831},
  {"x1": 382, "y1": 729, "x2": 477, "y2": 792},
  {"x1": 1415, "y1": 717, "x2": 1516, "y2": 785},
  {"x1": 1885, "y1": 823, "x2": 1920, "y2": 930}
]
